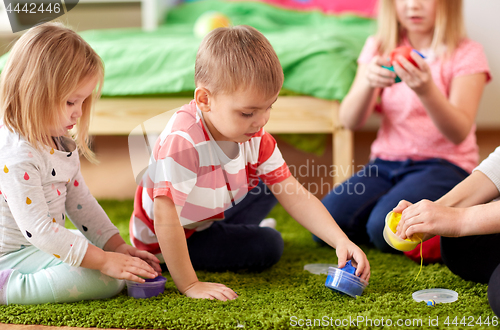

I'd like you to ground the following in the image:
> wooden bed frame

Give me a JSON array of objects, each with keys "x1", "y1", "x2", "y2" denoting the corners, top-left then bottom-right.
[{"x1": 90, "y1": 96, "x2": 353, "y2": 184}]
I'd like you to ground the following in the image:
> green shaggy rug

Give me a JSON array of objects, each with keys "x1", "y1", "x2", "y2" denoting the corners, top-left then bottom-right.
[{"x1": 0, "y1": 200, "x2": 497, "y2": 329}]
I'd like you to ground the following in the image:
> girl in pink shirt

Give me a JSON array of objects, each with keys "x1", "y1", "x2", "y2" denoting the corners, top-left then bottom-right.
[{"x1": 317, "y1": 0, "x2": 491, "y2": 263}]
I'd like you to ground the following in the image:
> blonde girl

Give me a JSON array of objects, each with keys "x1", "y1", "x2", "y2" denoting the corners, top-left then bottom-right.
[
  {"x1": 0, "y1": 22, "x2": 160, "y2": 305},
  {"x1": 316, "y1": 0, "x2": 491, "y2": 263}
]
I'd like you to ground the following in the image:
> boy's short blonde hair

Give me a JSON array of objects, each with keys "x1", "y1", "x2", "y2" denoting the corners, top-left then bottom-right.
[
  {"x1": 377, "y1": 0, "x2": 466, "y2": 58},
  {"x1": 0, "y1": 22, "x2": 104, "y2": 162},
  {"x1": 195, "y1": 25, "x2": 284, "y2": 98}
]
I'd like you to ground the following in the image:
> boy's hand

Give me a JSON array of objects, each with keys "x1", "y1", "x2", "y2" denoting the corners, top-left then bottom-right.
[
  {"x1": 334, "y1": 238, "x2": 370, "y2": 281},
  {"x1": 115, "y1": 243, "x2": 162, "y2": 273},
  {"x1": 183, "y1": 281, "x2": 238, "y2": 301},
  {"x1": 100, "y1": 251, "x2": 158, "y2": 283}
]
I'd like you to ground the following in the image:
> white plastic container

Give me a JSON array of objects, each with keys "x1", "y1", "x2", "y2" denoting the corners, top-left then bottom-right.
[{"x1": 412, "y1": 288, "x2": 458, "y2": 304}]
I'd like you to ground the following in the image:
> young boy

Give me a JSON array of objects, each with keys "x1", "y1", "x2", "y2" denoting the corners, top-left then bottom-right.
[{"x1": 130, "y1": 25, "x2": 370, "y2": 301}]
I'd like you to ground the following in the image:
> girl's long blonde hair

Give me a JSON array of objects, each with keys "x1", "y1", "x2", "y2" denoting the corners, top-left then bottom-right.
[
  {"x1": 376, "y1": 0, "x2": 466, "y2": 57},
  {"x1": 0, "y1": 22, "x2": 104, "y2": 162}
]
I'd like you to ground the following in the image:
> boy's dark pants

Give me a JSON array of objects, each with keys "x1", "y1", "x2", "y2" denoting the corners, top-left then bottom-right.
[{"x1": 186, "y1": 180, "x2": 283, "y2": 272}]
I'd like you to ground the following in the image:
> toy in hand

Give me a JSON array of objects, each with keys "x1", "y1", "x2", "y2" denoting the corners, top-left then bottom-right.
[
  {"x1": 194, "y1": 11, "x2": 232, "y2": 38},
  {"x1": 383, "y1": 211, "x2": 423, "y2": 251},
  {"x1": 391, "y1": 46, "x2": 423, "y2": 67},
  {"x1": 382, "y1": 46, "x2": 425, "y2": 83}
]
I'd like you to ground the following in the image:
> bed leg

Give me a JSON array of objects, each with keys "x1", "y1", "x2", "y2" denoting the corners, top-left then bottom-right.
[{"x1": 332, "y1": 127, "x2": 353, "y2": 187}]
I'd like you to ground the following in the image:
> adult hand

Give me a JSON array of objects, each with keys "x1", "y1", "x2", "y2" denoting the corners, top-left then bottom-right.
[
  {"x1": 183, "y1": 281, "x2": 238, "y2": 301},
  {"x1": 393, "y1": 51, "x2": 433, "y2": 95},
  {"x1": 394, "y1": 199, "x2": 465, "y2": 239},
  {"x1": 335, "y1": 238, "x2": 370, "y2": 281},
  {"x1": 365, "y1": 55, "x2": 397, "y2": 88},
  {"x1": 392, "y1": 199, "x2": 413, "y2": 214}
]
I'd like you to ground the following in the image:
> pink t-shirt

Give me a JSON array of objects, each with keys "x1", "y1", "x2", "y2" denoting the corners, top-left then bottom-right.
[{"x1": 358, "y1": 36, "x2": 491, "y2": 173}]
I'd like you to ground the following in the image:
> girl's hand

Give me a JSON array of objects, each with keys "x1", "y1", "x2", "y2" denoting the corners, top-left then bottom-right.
[
  {"x1": 393, "y1": 51, "x2": 433, "y2": 95},
  {"x1": 334, "y1": 238, "x2": 370, "y2": 281},
  {"x1": 183, "y1": 281, "x2": 238, "y2": 301},
  {"x1": 114, "y1": 243, "x2": 162, "y2": 273},
  {"x1": 365, "y1": 55, "x2": 397, "y2": 88},
  {"x1": 100, "y1": 251, "x2": 158, "y2": 283},
  {"x1": 395, "y1": 199, "x2": 464, "y2": 239}
]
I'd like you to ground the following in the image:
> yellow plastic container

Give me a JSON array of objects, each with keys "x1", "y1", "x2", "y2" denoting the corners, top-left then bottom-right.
[{"x1": 383, "y1": 211, "x2": 422, "y2": 252}]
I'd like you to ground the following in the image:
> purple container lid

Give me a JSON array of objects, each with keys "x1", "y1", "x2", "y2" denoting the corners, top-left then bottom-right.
[{"x1": 126, "y1": 275, "x2": 167, "y2": 299}]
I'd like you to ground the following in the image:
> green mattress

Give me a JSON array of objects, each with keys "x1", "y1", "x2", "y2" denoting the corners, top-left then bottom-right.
[{"x1": 0, "y1": 0, "x2": 376, "y2": 100}]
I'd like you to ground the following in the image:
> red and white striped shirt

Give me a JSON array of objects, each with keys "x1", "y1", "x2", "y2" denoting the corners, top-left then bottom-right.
[{"x1": 130, "y1": 100, "x2": 291, "y2": 254}]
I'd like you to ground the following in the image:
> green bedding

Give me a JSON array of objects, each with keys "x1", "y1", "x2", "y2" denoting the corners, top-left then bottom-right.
[
  {"x1": 0, "y1": 1, "x2": 375, "y2": 155},
  {"x1": 0, "y1": 1, "x2": 375, "y2": 100}
]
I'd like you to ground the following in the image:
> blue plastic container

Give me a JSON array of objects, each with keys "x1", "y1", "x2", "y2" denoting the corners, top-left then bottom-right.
[{"x1": 325, "y1": 262, "x2": 368, "y2": 298}]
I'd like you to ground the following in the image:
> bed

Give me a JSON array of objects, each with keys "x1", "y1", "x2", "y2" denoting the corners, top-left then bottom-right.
[{"x1": 2, "y1": 0, "x2": 377, "y2": 184}]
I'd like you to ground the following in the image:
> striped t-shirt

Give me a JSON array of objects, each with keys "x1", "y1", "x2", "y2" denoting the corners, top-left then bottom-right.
[{"x1": 131, "y1": 100, "x2": 291, "y2": 254}]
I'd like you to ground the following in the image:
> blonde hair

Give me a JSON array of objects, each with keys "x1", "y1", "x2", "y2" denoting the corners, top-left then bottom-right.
[
  {"x1": 376, "y1": 0, "x2": 466, "y2": 57},
  {"x1": 195, "y1": 25, "x2": 283, "y2": 98},
  {"x1": 0, "y1": 22, "x2": 104, "y2": 162}
]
